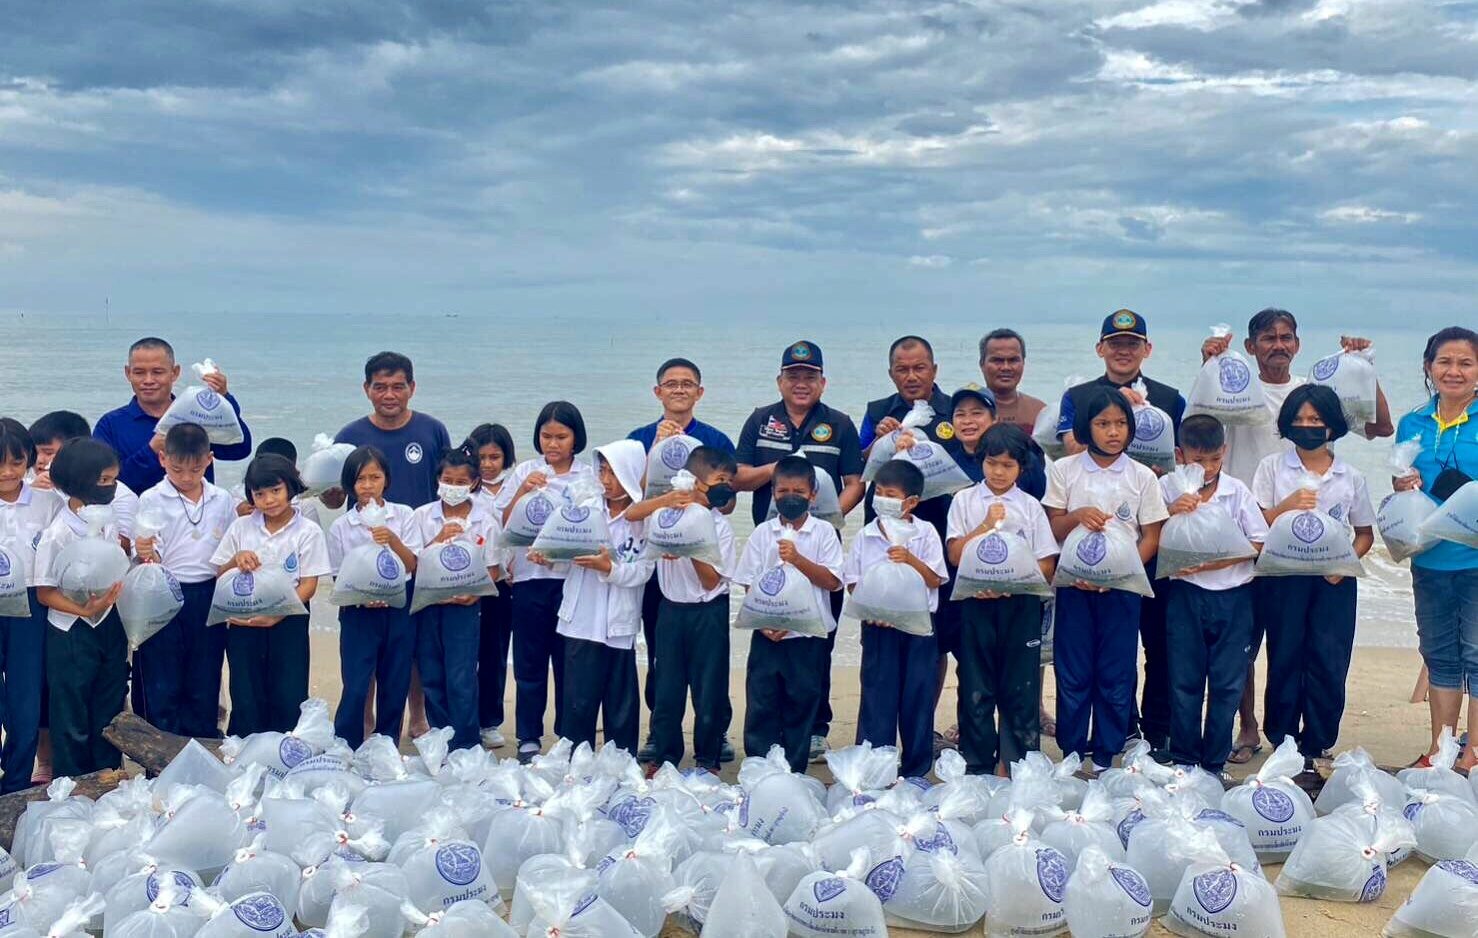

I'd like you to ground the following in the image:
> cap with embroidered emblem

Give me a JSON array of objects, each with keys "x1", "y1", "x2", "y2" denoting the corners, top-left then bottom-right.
[
  {"x1": 1100, "y1": 309, "x2": 1148, "y2": 341},
  {"x1": 781, "y1": 340, "x2": 824, "y2": 371},
  {"x1": 949, "y1": 382, "x2": 997, "y2": 413}
]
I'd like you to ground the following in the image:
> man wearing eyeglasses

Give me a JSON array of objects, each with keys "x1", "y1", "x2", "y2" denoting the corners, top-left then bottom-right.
[{"x1": 627, "y1": 358, "x2": 736, "y2": 453}]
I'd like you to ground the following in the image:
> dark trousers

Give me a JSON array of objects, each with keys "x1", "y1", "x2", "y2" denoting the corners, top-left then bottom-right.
[
  {"x1": 0, "y1": 593, "x2": 47, "y2": 794},
  {"x1": 1261, "y1": 575, "x2": 1358, "y2": 759},
  {"x1": 640, "y1": 573, "x2": 661, "y2": 714},
  {"x1": 746, "y1": 632, "x2": 827, "y2": 773},
  {"x1": 958, "y1": 595, "x2": 1043, "y2": 775},
  {"x1": 334, "y1": 603, "x2": 414, "y2": 748},
  {"x1": 649, "y1": 595, "x2": 731, "y2": 769},
  {"x1": 477, "y1": 590, "x2": 512, "y2": 730},
  {"x1": 1166, "y1": 581, "x2": 1254, "y2": 771},
  {"x1": 857, "y1": 624, "x2": 938, "y2": 778},
  {"x1": 1137, "y1": 558, "x2": 1171, "y2": 747},
  {"x1": 1053, "y1": 586, "x2": 1141, "y2": 768},
  {"x1": 511, "y1": 579, "x2": 565, "y2": 745},
  {"x1": 415, "y1": 600, "x2": 481, "y2": 751},
  {"x1": 133, "y1": 580, "x2": 226, "y2": 738},
  {"x1": 809, "y1": 589, "x2": 845, "y2": 738},
  {"x1": 226, "y1": 613, "x2": 310, "y2": 737},
  {"x1": 562, "y1": 636, "x2": 640, "y2": 753},
  {"x1": 47, "y1": 611, "x2": 127, "y2": 778}
]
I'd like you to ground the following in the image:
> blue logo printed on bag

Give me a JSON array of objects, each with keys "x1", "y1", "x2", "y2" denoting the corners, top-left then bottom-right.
[
  {"x1": 232, "y1": 894, "x2": 285, "y2": 932},
  {"x1": 915, "y1": 825, "x2": 957, "y2": 855},
  {"x1": 1195, "y1": 809, "x2": 1245, "y2": 828},
  {"x1": 606, "y1": 796, "x2": 656, "y2": 837},
  {"x1": 166, "y1": 570, "x2": 184, "y2": 603},
  {"x1": 813, "y1": 877, "x2": 846, "y2": 903},
  {"x1": 1437, "y1": 860, "x2": 1478, "y2": 885},
  {"x1": 1036, "y1": 847, "x2": 1069, "y2": 903},
  {"x1": 1291, "y1": 512, "x2": 1325, "y2": 544},
  {"x1": 977, "y1": 533, "x2": 1008, "y2": 565},
  {"x1": 1360, "y1": 864, "x2": 1387, "y2": 902},
  {"x1": 1135, "y1": 407, "x2": 1166, "y2": 440},
  {"x1": 908, "y1": 443, "x2": 932, "y2": 459},
  {"x1": 1111, "y1": 866, "x2": 1153, "y2": 908},
  {"x1": 758, "y1": 567, "x2": 787, "y2": 596},
  {"x1": 279, "y1": 735, "x2": 312, "y2": 769},
  {"x1": 233, "y1": 572, "x2": 256, "y2": 597},
  {"x1": 0, "y1": 553, "x2": 9, "y2": 578},
  {"x1": 27, "y1": 863, "x2": 60, "y2": 880},
  {"x1": 525, "y1": 493, "x2": 554, "y2": 527},
  {"x1": 661, "y1": 439, "x2": 691, "y2": 470},
  {"x1": 571, "y1": 892, "x2": 598, "y2": 917},
  {"x1": 145, "y1": 870, "x2": 196, "y2": 905},
  {"x1": 375, "y1": 548, "x2": 400, "y2": 581},
  {"x1": 1193, "y1": 869, "x2": 1238, "y2": 915},
  {"x1": 196, "y1": 389, "x2": 222, "y2": 412},
  {"x1": 439, "y1": 543, "x2": 472, "y2": 572},
  {"x1": 435, "y1": 843, "x2": 482, "y2": 886},
  {"x1": 1403, "y1": 801, "x2": 1424, "y2": 822},
  {"x1": 1116, "y1": 808, "x2": 1145, "y2": 849},
  {"x1": 657, "y1": 507, "x2": 683, "y2": 529},
  {"x1": 865, "y1": 857, "x2": 905, "y2": 901},
  {"x1": 1076, "y1": 531, "x2": 1108, "y2": 567},
  {"x1": 1219, "y1": 358, "x2": 1251, "y2": 393},
  {"x1": 1251, "y1": 786, "x2": 1296, "y2": 823},
  {"x1": 561, "y1": 505, "x2": 590, "y2": 524},
  {"x1": 1313, "y1": 355, "x2": 1340, "y2": 381}
]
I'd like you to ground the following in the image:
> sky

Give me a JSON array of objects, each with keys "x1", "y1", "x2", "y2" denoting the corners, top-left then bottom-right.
[{"x1": 1, "y1": 0, "x2": 1475, "y2": 325}]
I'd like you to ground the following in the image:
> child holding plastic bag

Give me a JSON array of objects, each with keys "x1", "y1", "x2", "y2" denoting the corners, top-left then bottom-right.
[
  {"x1": 1044, "y1": 389, "x2": 1167, "y2": 775},
  {"x1": 556, "y1": 440, "x2": 654, "y2": 754},
  {"x1": 465, "y1": 422, "x2": 516, "y2": 748},
  {"x1": 327, "y1": 445, "x2": 423, "y2": 748},
  {"x1": 33, "y1": 439, "x2": 130, "y2": 778},
  {"x1": 735, "y1": 456, "x2": 844, "y2": 772},
  {"x1": 842, "y1": 461, "x2": 947, "y2": 779},
  {"x1": 492, "y1": 402, "x2": 598, "y2": 763},
  {"x1": 409, "y1": 444, "x2": 503, "y2": 751},
  {"x1": 1159, "y1": 416, "x2": 1267, "y2": 776},
  {"x1": 946, "y1": 424, "x2": 1059, "y2": 776},
  {"x1": 1252, "y1": 384, "x2": 1375, "y2": 773}
]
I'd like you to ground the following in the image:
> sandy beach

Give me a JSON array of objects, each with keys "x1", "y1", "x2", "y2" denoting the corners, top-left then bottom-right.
[{"x1": 296, "y1": 632, "x2": 1437, "y2": 936}]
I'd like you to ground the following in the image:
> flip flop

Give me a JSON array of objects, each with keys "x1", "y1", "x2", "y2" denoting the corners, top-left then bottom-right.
[
  {"x1": 1227, "y1": 743, "x2": 1262, "y2": 765},
  {"x1": 1041, "y1": 718, "x2": 1058, "y2": 739}
]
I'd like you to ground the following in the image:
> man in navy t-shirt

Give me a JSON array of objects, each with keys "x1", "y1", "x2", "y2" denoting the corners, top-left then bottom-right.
[{"x1": 322, "y1": 351, "x2": 451, "y2": 509}]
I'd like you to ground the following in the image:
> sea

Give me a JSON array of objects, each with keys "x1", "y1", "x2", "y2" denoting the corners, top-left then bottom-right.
[{"x1": 0, "y1": 310, "x2": 1437, "y2": 661}]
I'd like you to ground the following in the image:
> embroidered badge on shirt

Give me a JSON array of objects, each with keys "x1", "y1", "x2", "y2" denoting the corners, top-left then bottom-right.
[
  {"x1": 811, "y1": 423, "x2": 833, "y2": 443},
  {"x1": 761, "y1": 416, "x2": 791, "y2": 440},
  {"x1": 935, "y1": 421, "x2": 955, "y2": 441}
]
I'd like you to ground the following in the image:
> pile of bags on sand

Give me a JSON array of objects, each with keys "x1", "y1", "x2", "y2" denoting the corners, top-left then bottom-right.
[{"x1": 4, "y1": 702, "x2": 1477, "y2": 938}]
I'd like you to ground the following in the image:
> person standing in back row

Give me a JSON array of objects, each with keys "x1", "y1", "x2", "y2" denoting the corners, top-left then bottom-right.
[{"x1": 978, "y1": 329, "x2": 1046, "y2": 435}]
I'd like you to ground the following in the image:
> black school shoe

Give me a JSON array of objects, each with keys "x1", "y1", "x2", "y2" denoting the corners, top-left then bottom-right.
[
  {"x1": 517, "y1": 741, "x2": 540, "y2": 765},
  {"x1": 637, "y1": 738, "x2": 658, "y2": 762},
  {"x1": 720, "y1": 737, "x2": 735, "y2": 764}
]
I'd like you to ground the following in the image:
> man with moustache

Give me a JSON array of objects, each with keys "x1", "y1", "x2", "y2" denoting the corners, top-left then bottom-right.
[{"x1": 978, "y1": 329, "x2": 1045, "y2": 435}]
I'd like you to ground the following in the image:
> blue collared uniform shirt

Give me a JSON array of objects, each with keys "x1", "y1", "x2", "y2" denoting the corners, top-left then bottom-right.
[{"x1": 94, "y1": 394, "x2": 253, "y2": 494}]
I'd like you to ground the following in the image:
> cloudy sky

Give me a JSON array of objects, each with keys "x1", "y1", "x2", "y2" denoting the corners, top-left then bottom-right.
[{"x1": 2, "y1": 0, "x2": 1474, "y2": 325}]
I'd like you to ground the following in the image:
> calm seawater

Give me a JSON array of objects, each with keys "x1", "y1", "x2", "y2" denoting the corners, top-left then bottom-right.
[{"x1": 0, "y1": 311, "x2": 1440, "y2": 654}]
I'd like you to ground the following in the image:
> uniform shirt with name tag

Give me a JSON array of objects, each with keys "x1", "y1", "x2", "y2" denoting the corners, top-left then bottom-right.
[
  {"x1": 734, "y1": 515, "x2": 845, "y2": 637},
  {"x1": 136, "y1": 479, "x2": 238, "y2": 583},
  {"x1": 558, "y1": 510, "x2": 656, "y2": 649},
  {"x1": 211, "y1": 510, "x2": 332, "y2": 585},
  {"x1": 844, "y1": 518, "x2": 949, "y2": 612},
  {"x1": 735, "y1": 400, "x2": 864, "y2": 525},
  {"x1": 326, "y1": 501, "x2": 424, "y2": 576},
  {"x1": 946, "y1": 483, "x2": 1060, "y2": 561},
  {"x1": 0, "y1": 483, "x2": 63, "y2": 587},
  {"x1": 33, "y1": 506, "x2": 124, "y2": 631},
  {"x1": 656, "y1": 508, "x2": 736, "y2": 603},
  {"x1": 492, "y1": 457, "x2": 599, "y2": 584},
  {"x1": 1157, "y1": 472, "x2": 1268, "y2": 590},
  {"x1": 1042, "y1": 452, "x2": 1170, "y2": 537},
  {"x1": 1251, "y1": 448, "x2": 1375, "y2": 529}
]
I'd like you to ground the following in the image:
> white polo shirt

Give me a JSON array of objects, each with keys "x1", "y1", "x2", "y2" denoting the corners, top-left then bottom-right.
[
  {"x1": 492, "y1": 458, "x2": 598, "y2": 584},
  {"x1": 734, "y1": 514, "x2": 844, "y2": 635},
  {"x1": 946, "y1": 483, "x2": 1060, "y2": 561},
  {"x1": 1158, "y1": 473, "x2": 1268, "y2": 591},
  {"x1": 1041, "y1": 452, "x2": 1169, "y2": 536},
  {"x1": 411, "y1": 500, "x2": 503, "y2": 555},
  {"x1": 0, "y1": 483, "x2": 63, "y2": 586},
  {"x1": 137, "y1": 479, "x2": 238, "y2": 583},
  {"x1": 1223, "y1": 377, "x2": 1304, "y2": 485},
  {"x1": 212, "y1": 510, "x2": 332, "y2": 586},
  {"x1": 34, "y1": 505, "x2": 125, "y2": 631},
  {"x1": 1252, "y1": 448, "x2": 1375, "y2": 528},
  {"x1": 844, "y1": 518, "x2": 949, "y2": 612},
  {"x1": 656, "y1": 508, "x2": 736, "y2": 603},
  {"x1": 112, "y1": 482, "x2": 140, "y2": 540},
  {"x1": 326, "y1": 500, "x2": 424, "y2": 576},
  {"x1": 557, "y1": 510, "x2": 655, "y2": 649}
]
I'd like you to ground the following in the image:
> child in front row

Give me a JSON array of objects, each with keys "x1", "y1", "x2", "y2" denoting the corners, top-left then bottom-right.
[
  {"x1": 327, "y1": 445, "x2": 422, "y2": 747},
  {"x1": 557, "y1": 440, "x2": 654, "y2": 753},
  {"x1": 1161, "y1": 415, "x2": 1267, "y2": 778},
  {"x1": 213, "y1": 454, "x2": 331, "y2": 735},
  {"x1": 411, "y1": 445, "x2": 502, "y2": 752},
  {"x1": 736, "y1": 454, "x2": 845, "y2": 773},
  {"x1": 946, "y1": 424, "x2": 1059, "y2": 776},
  {"x1": 234, "y1": 437, "x2": 323, "y2": 526},
  {"x1": 846, "y1": 460, "x2": 947, "y2": 779},
  {"x1": 466, "y1": 422, "x2": 516, "y2": 748}
]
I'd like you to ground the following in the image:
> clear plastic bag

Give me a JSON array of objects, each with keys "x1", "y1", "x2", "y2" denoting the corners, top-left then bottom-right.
[
  {"x1": 783, "y1": 850, "x2": 888, "y2": 938},
  {"x1": 154, "y1": 361, "x2": 245, "y2": 446},
  {"x1": 409, "y1": 539, "x2": 498, "y2": 614},
  {"x1": 734, "y1": 531, "x2": 828, "y2": 636},
  {"x1": 208, "y1": 568, "x2": 309, "y2": 625},
  {"x1": 388, "y1": 809, "x2": 494, "y2": 915},
  {"x1": 145, "y1": 786, "x2": 252, "y2": 879},
  {"x1": 1397, "y1": 728, "x2": 1474, "y2": 801},
  {"x1": 498, "y1": 486, "x2": 557, "y2": 548},
  {"x1": 403, "y1": 898, "x2": 517, "y2": 937},
  {"x1": 1156, "y1": 465, "x2": 1257, "y2": 578},
  {"x1": 13, "y1": 779, "x2": 94, "y2": 868},
  {"x1": 7, "y1": 824, "x2": 94, "y2": 936},
  {"x1": 330, "y1": 507, "x2": 407, "y2": 607},
  {"x1": 1124, "y1": 811, "x2": 1227, "y2": 916},
  {"x1": 1186, "y1": 325, "x2": 1269, "y2": 427},
  {"x1": 1219, "y1": 738, "x2": 1316, "y2": 862},
  {"x1": 645, "y1": 434, "x2": 703, "y2": 498},
  {"x1": 1126, "y1": 383, "x2": 1176, "y2": 474},
  {"x1": 1377, "y1": 440, "x2": 1440, "y2": 561},
  {"x1": 884, "y1": 435, "x2": 973, "y2": 502},
  {"x1": 324, "y1": 866, "x2": 410, "y2": 938},
  {"x1": 840, "y1": 522, "x2": 933, "y2": 635},
  {"x1": 55, "y1": 507, "x2": 129, "y2": 615},
  {"x1": 1063, "y1": 845, "x2": 1152, "y2": 938},
  {"x1": 1276, "y1": 802, "x2": 1413, "y2": 902},
  {"x1": 1420, "y1": 479, "x2": 1478, "y2": 550},
  {"x1": 1164, "y1": 846, "x2": 1286, "y2": 938},
  {"x1": 1382, "y1": 859, "x2": 1478, "y2": 938},
  {"x1": 950, "y1": 526, "x2": 1051, "y2": 600},
  {"x1": 763, "y1": 464, "x2": 845, "y2": 531},
  {"x1": 213, "y1": 838, "x2": 302, "y2": 912},
  {"x1": 1053, "y1": 521, "x2": 1154, "y2": 597},
  {"x1": 117, "y1": 563, "x2": 185, "y2": 648},
  {"x1": 531, "y1": 478, "x2": 610, "y2": 561},
  {"x1": 884, "y1": 849, "x2": 989, "y2": 933},
  {"x1": 1256, "y1": 499, "x2": 1366, "y2": 579},
  {"x1": 699, "y1": 852, "x2": 786, "y2": 938},
  {"x1": 1, "y1": 892, "x2": 102, "y2": 938},
  {"x1": 1040, "y1": 785, "x2": 1125, "y2": 865},
  {"x1": 981, "y1": 811, "x2": 1069, "y2": 937},
  {"x1": 508, "y1": 855, "x2": 597, "y2": 935},
  {"x1": 734, "y1": 747, "x2": 826, "y2": 845},
  {"x1": 1033, "y1": 376, "x2": 1086, "y2": 461},
  {"x1": 824, "y1": 743, "x2": 902, "y2": 815},
  {"x1": 221, "y1": 699, "x2": 336, "y2": 780},
  {"x1": 1307, "y1": 346, "x2": 1378, "y2": 434},
  {"x1": 194, "y1": 891, "x2": 296, "y2": 938},
  {"x1": 300, "y1": 434, "x2": 356, "y2": 497},
  {"x1": 102, "y1": 865, "x2": 203, "y2": 934},
  {"x1": 481, "y1": 803, "x2": 567, "y2": 902},
  {"x1": 593, "y1": 811, "x2": 686, "y2": 937},
  {"x1": 1315, "y1": 748, "x2": 1407, "y2": 817},
  {"x1": 1402, "y1": 789, "x2": 1478, "y2": 862},
  {"x1": 862, "y1": 401, "x2": 935, "y2": 483},
  {"x1": 0, "y1": 524, "x2": 30, "y2": 618},
  {"x1": 640, "y1": 471, "x2": 723, "y2": 567}
]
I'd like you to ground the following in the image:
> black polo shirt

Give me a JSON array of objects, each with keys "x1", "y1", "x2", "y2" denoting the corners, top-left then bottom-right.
[
  {"x1": 736, "y1": 400, "x2": 864, "y2": 525},
  {"x1": 860, "y1": 385, "x2": 958, "y2": 540},
  {"x1": 1056, "y1": 373, "x2": 1186, "y2": 444}
]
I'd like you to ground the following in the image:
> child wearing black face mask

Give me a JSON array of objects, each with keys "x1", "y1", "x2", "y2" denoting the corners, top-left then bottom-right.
[
  {"x1": 1252, "y1": 384, "x2": 1375, "y2": 776},
  {"x1": 33, "y1": 439, "x2": 131, "y2": 778}
]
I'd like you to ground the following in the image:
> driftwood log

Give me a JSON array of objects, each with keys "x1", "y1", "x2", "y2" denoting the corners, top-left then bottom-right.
[
  {"x1": 0, "y1": 769, "x2": 129, "y2": 851},
  {"x1": 102, "y1": 711, "x2": 221, "y2": 775}
]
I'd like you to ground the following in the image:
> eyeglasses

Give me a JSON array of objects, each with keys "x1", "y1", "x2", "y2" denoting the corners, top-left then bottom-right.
[{"x1": 658, "y1": 380, "x2": 700, "y2": 392}]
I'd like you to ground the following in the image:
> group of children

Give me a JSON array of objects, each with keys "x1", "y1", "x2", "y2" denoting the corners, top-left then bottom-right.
[{"x1": 0, "y1": 366, "x2": 1377, "y2": 788}]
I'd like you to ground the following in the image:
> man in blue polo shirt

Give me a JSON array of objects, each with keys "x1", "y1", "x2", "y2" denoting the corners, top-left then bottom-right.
[{"x1": 94, "y1": 336, "x2": 253, "y2": 494}]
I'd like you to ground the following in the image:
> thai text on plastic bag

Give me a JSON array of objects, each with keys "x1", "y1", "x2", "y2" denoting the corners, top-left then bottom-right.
[
  {"x1": 1126, "y1": 382, "x2": 1176, "y2": 474},
  {"x1": 1053, "y1": 520, "x2": 1154, "y2": 597},
  {"x1": 331, "y1": 505, "x2": 407, "y2": 607},
  {"x1": 302, "y1": 434, "x2": 357, "y2": 496},
  {"x1": 1256, "y1": 474, "x2": 1365, "y2": 578},
  {"x1": 951, "y1": 524, "x2": 1051, "y2": 600},
  {"x1": 862, "y1": 400, "x2": 934, "y2": 483},
  {"x1": 531, "y1": 477, "x2": 610, "y2": 561},
  {"x1": 981, "y1": 810, "x2": 1070, "y2": 937},
  {"x1": 645, "y1": 434, "x2": 703, "y2": 498},
  {"x1": 1157, "y1": 464, "x2": 1257, "y2": 578},
  {"x1": 734, "y1": 530, "x2": 829, "y2": 636},
  {"x1": 55, "y1": 505, "x2": 129, "y2": 621},
  {"x1": 764, "y1": 463, "x2": 844, "y2": 530},
  {"x1": 1377, "y1": 439, "x2": 1440, "y2": 561},
  {"x1": 1382, "y1": 859, "x2": 1478, "y2": 938},
  {"x1": 1186, "y1": 324, "x2": 1269, "y2": 427},
  {"x1": 1276, "y1": 797, "x2": 1414, "y2": 902},
  {"x1": 1033, "y1": 375, "x2": 1086, "y2": 461},
  {"x1": 783, "y1": 850, "x2": 888, "y2": 938},
  {"x1": 117, "y1": 562, "x2": 185, "y2": 648},
  {"x1": 735, "y1": 746, "x2": 826, "y2": 844},
  {"x1": 840, "y1": 520, "x2": 933, "y2": 635},
  {"x1": 409, "y1": 537, "x2": 497, "y2": 614},
  {"x1": 1164, "y1": 836, "x2": 1286, "y2": 938},
  {"x1": 640, "y1": 470, "x2": 724, "y2": 566},
  {"x1": 208, "y1": 567, "x2": 309, "y2": 625},
  {"x1": 1063, "y1": 845, "x2": 1152, "y2": 938},
  {"x1": 154, "y1": 360, "x2": 245, "y2": 446},
  {"x1": 1307, "y1": 346, "x2": 1378, "y2": 434},
  {"x1": 1219, "y1": 738, "x2": 1316, "y2": 861},
  {"x1": 1420, "y1": 479, "x2": 1478, "y2": 549}
]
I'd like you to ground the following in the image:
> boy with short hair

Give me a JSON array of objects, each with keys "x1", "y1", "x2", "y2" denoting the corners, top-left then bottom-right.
[
  {"x1": 736, "y1": 455, "x2": 845, "y2": 772},
  {"x1": 845, "y1": 460, "x2": 947, "y2": 778},
  {"x1": 133, "y1": 422, "x2": 237, "y2": 737},
  {"x1": 30, "y1": 411, "x2": 139, "y2": 546},
  {"x1": 1161, "y1": 414, "x2": 1267, "y2": 777}
]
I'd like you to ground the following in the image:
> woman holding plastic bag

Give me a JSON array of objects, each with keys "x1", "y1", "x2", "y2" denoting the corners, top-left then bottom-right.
[
  {"x1": 1391, "y1": 326, "x2": 1478, "y2": 773},
  {"x1": 1043, "y1": 389, "x2": 1167, "y2": 775},
  {"x1": 1253, "y1": 384, "x2": 1375, "y2": 776}
]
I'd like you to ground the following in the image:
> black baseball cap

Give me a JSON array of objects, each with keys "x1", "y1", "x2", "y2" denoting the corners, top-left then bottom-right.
[
  {"x1": 781, "y1": 340, "x2": 823, "y2": 371},
  {"x1": 950, "y1": 383, "x2": 997, "y2": 413},
  {"x1": 1100, "y1": 309, "x2": 1149, "y2": 341}
]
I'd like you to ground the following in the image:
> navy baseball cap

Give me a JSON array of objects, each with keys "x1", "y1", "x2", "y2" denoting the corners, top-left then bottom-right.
[
  {"x1": 1100, "y1": 309, "x2": 1149, "y2": 341},
  {"x1": 781, "y1": 340, "x2": 824, "y2": 371},
  {"x1": 950, "y1": 383, "x2": 997, "y2": 413}
]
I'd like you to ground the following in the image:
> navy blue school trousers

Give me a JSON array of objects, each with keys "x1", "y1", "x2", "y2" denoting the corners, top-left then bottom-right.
[
  {"x1": 477, "y1": 589, "x2": 513, "y2": 731},
  {"x1": 957, "y1": 594, "x2": 1043, "y2": 775},
  {"x1": 0, "y1": 591, "x2": 46, "y2": 793},
  {"x1": 649, "y1": 595, "x2": 731, "y2": 770},
  {"x1": 1053, "y1": 586, "x2": 1142, "y2": 769},
  {"x1": 1165, "y1": 580, "x2": 1254, "y2": 771},
  {"x1": 334, "y1": 603, "x2": 414, "y2": 748},
  {"x1": 415, "y1": 600, "x2": 481, "y2": 751},
  {"x1": 562, "y1": 636, "x2": 640, "y2": 754},
  {"x1": 511, "y1": 579, "x2": 565, "y2": 745},
  {"x1": 134, "y1": 579, "x2": 226, "y2": 738},
  {"x1": 745, "y1": 631, "x2": 827, "y2": 774},
  {"x1": 47, "y1": 610, "x2": 127, "y2": 778},
  {"x1": 1260, "y1": 574, "x2": 1358, "y2": 760},
  {"x1": 857, "y1": 623, "x2": 938, "y2": 779},
  {"x1": 226, "y1": 613, "x2": 309, "y2": 737}
]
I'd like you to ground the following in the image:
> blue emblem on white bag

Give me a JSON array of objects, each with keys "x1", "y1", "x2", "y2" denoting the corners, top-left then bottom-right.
[
  {"x1": 977, "y1": 534, "x2": 1008, "y2": 565},
  {"x1": 661, "y1": 439, "x2": 691, "y2": 470},
  {"x1": 196, "y1": 389, "x2": 222, "y2": 412},
  {"x1": 657, "y1": 507, "x2": 683, "y2": 529},
  {"x1": 908, "y1": 443, "x2": 932, "y2": 459},
  {"x1": 561, "y1": 506, "x2": 590, "y2": 524},
  {"x1": 279, "y1": 735, "x2": 312, "y2": 768},
  {"x1": 1111, "y1": 866, "x2": 1152, "y2": 908},
  {"x1": 27, "y1": 863, "x2": 60, "y2": 880},
  {"x1": 232, "y1": 893, "x2": 285, "y2": 932},
  {"x1": 435, "y1": 843, "x2": 482, "y2": 886},
  {"x1": 146, "y1": 870, "x2": 196, "y2": 905},
  {"x1": 1359, "y1": 864, "x2": 1386, "y2": 902},
  {"x1": 758, "y1": 567, "x2": 786, "y2": 596},
  {"x1": 233, "y1": 572, "x2": 255, "y2": 597},
  {"x1": 606, "y1": 796, "x2": 656, "y2": 837},
  {"x1": 1251, "y1": 786, "x2": 1296, "y2": 823},
  {"x1": 864, "y1": 857, "x2": 905, "y2": 901},
  {"x1": 0, "y1": 554, "x2": 9, "y2": 578},
  {"x1": 1135, "y1": 407, "x2": 1166, "y2": 440},
  {"x1": 1313, "y1": 355, "x2": 1340, "y2": 381},
  {"x1": 813, "y1": 877, "x2": 846, "y2": 903},
  {"x1": 1036, "y1": 847, "x2": 1069, "y2": 902},
  {"x1": 1291, "y1": 512, "x2": 1324, "y2": 545},
  {"x1": 525, "y1": 494, "x2": 553, "y2": 527},
  {"x1": 1196, "y1": 809, "x2": 1245, "y2": 828},
  {"x1": 1076, "y1": 532, "x2": 1108, "y2": 567},
  {"x1": 1193, "y1": 869, "x2": 1238, "y2": 915},
  {"x1": 1117, "y1": 808, "x2": 1145, "y2": 849},
  {"x1": 439, "y1": 544, "x2": 471, "y2": 572},
  {"x1": 1403, "y1": 801, "x2": 1423, "y2": 822},
  {"x1": 915, "y1": 825, "x2": 957, "y2": 855},
  {"x1": 1219, "y1": 358, "x2": 1251, "y2": 393},
  {"x1": 1437, "y1": 860, "x2": 1478, "y2": 885},
  {"x1": 375, "y1": 549, "x2": 400, "y2": 581},
  {"x1": 165, "y1": 570, "x2": 184, "y2": 603}
]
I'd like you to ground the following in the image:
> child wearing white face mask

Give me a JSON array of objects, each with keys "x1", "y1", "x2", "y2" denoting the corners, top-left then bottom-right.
[{"x1": 409, "y1": 445, "x2": 504, "y2": 750}]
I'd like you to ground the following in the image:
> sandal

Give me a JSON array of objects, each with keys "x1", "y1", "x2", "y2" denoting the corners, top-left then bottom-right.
[
  {"x1": 1227, "y1": 743, "x2": 1262, "y2": 765},
  {"x1": 1041, "y1": 717, "x2": 1058, "y2": 740},
  {"x1": 1455, "y1": 749, "x2": 1477, "y2": 777},
  {"x1": 1407, "y1": 753, "x2": 1434, "y2": 770}
]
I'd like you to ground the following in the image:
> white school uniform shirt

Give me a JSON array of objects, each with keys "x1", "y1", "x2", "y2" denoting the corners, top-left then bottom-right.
[
  {"x1": 557, "y1": 509, "x2": 656, "y2": 649},
  {"x1": 656, "y1": 508, "x2": 737, "y2": 603},
  {"x1": 492, "y1": 457, "x2": 598, "y2": 584},
  {"x1": 1041, "y1": 452, "x2": 1169, "y2": 537},
  {"x1": 211, "y1": 510, "x2": 332, "y2": 586},
  {"x1": 946, "y1": 483, "x2": 1060, "y2": 561},
  {"x1": 326, "y1": 500, "x2": 424, "y2": 576},
  {"x1": 136, "y1": 479, "x2": 237, "y2": 583},
  {"x1": 112, "y1": 481, "x2": 140, "y2": 540},
  {"x1": 844, "y1": 517, "x2": 949, "y2": 612},
  {"x1": 33, "y1": 504, "x2": 124, "y2": 631},
  {"x1": 1158, "y1": 473, "x2": 1268, "y2": 591},
  {"x1": 411, "y1": 499, "x2": 504, "y2": 563},
  {"x1": 0, "y1": 483, "x2": 63, "y2": 587},
  {"x1": 1251, "y1": 448, "x2": 1376, "y2": 529},
  {"x1": 1224, "y1": 377, "x2": 1304, "y2": 485},
  {"x1": 734, "y1": 514, "x2": 845, "y2": 637}
]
